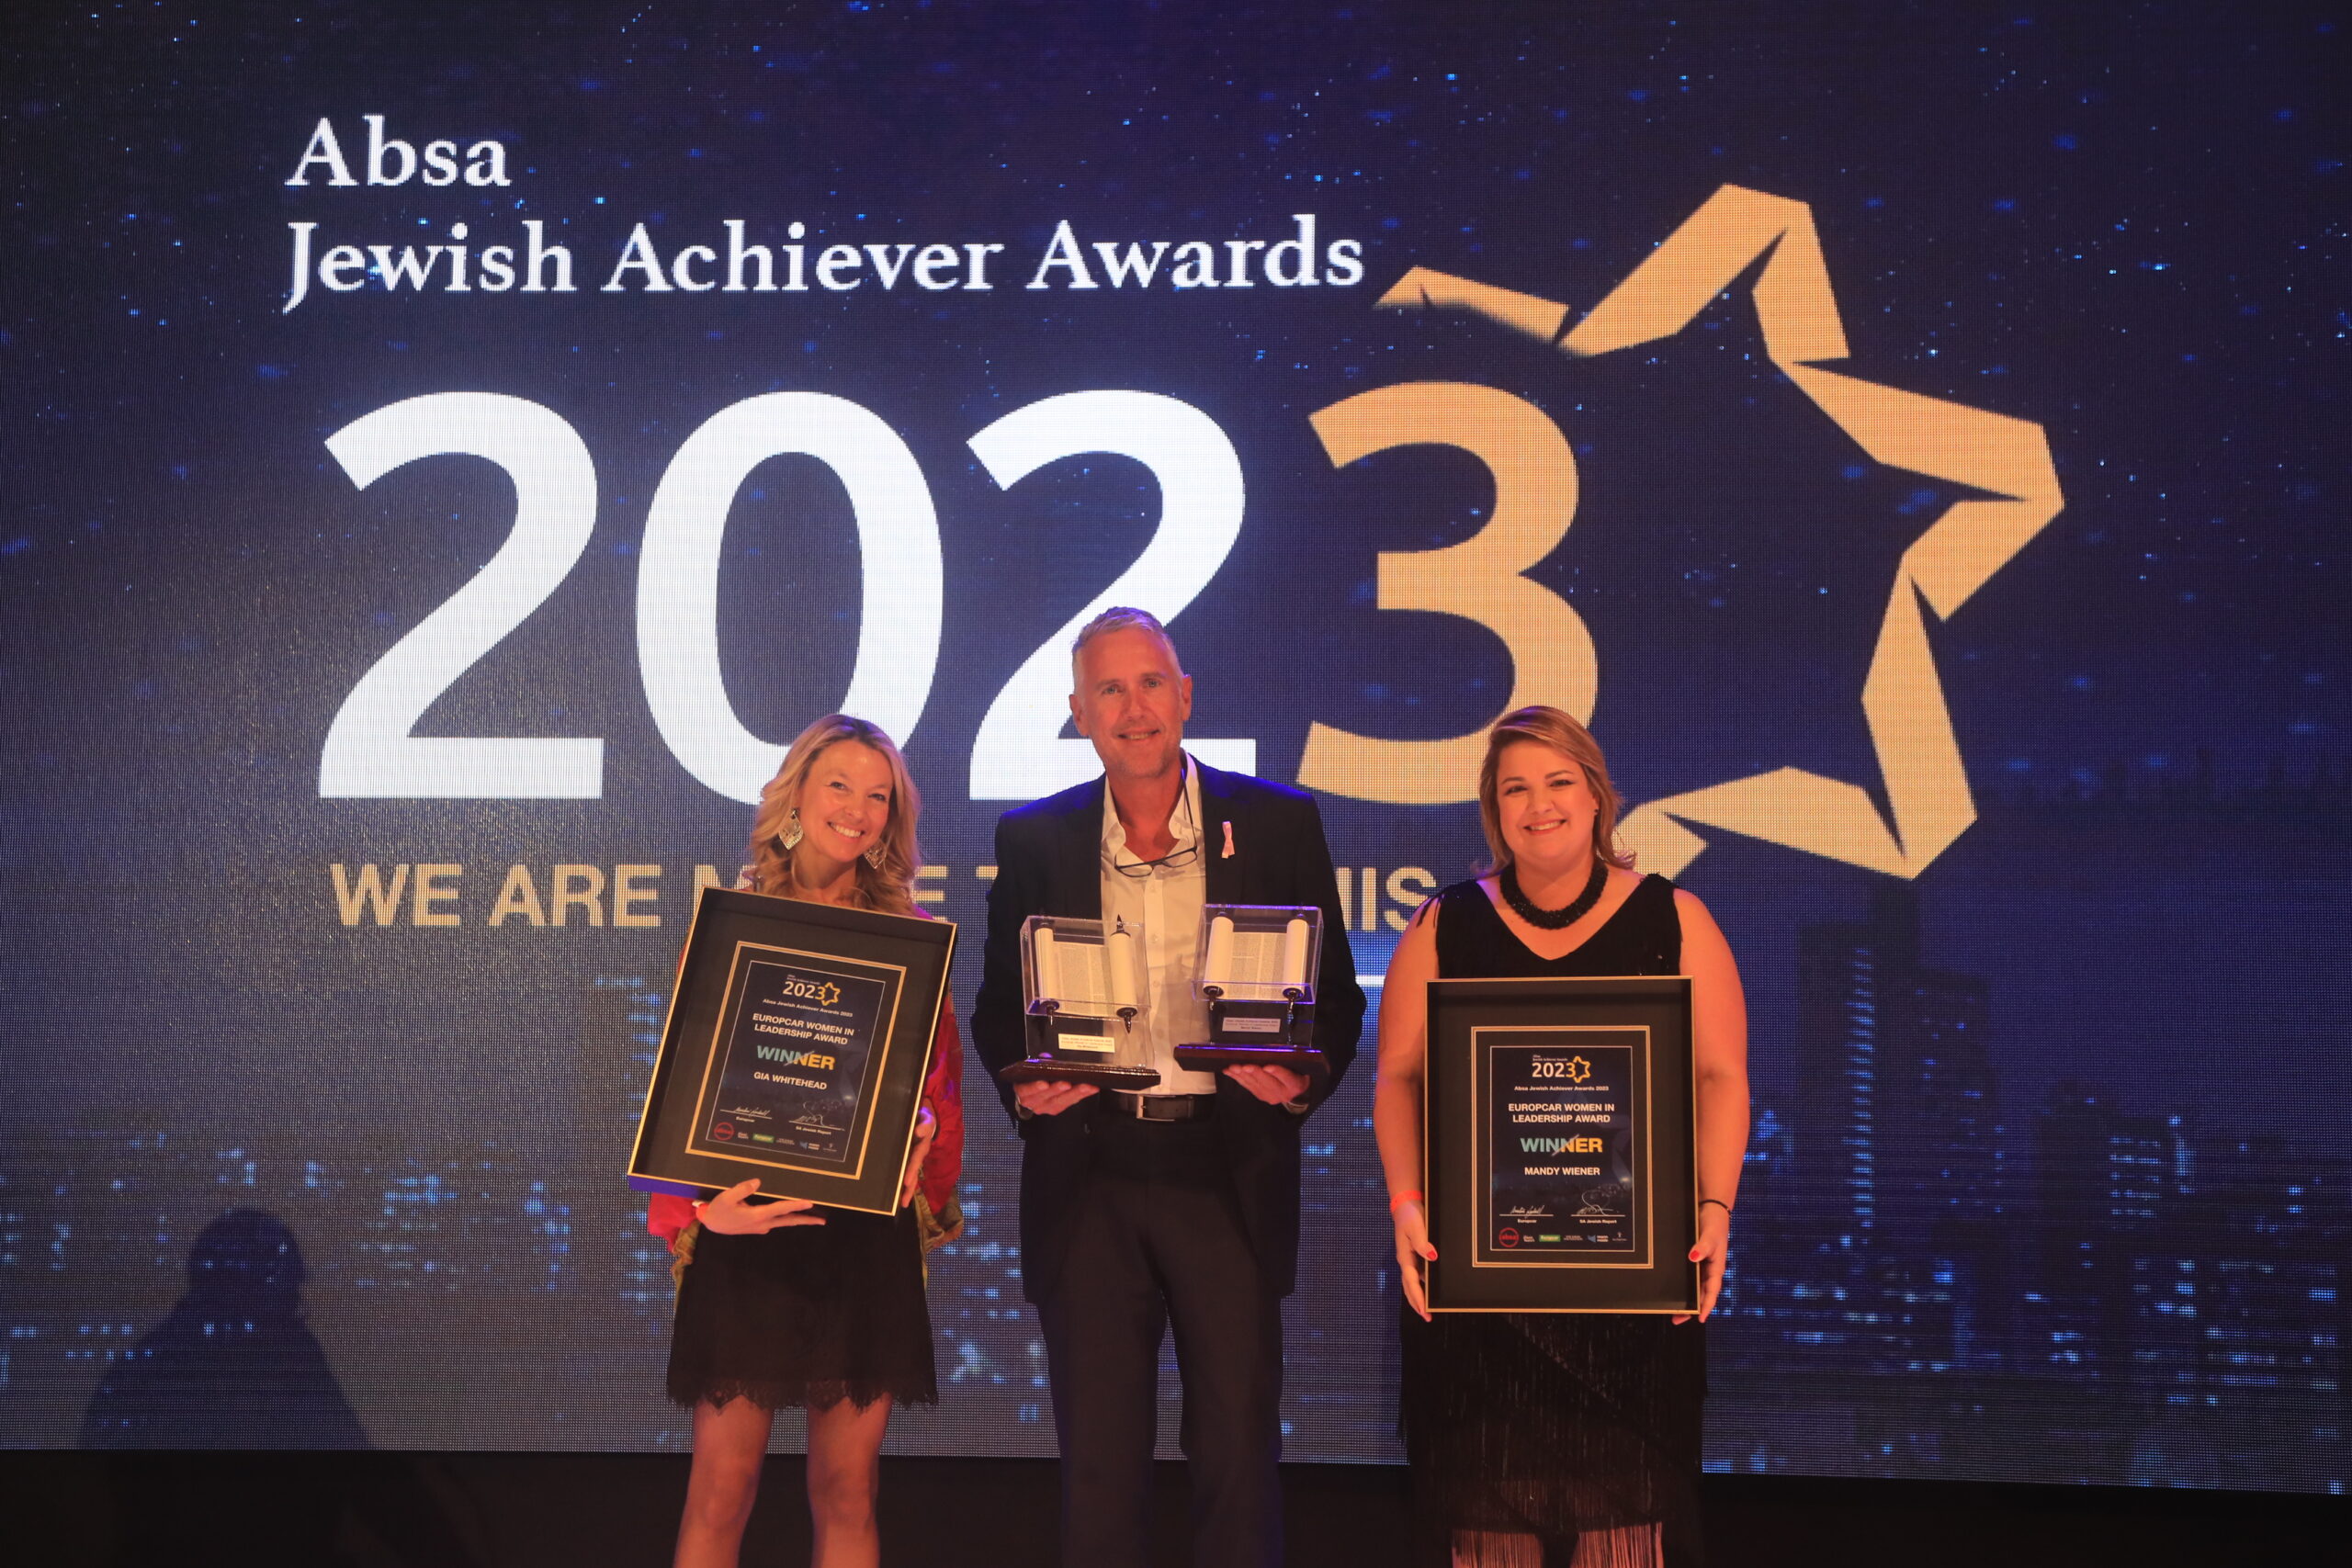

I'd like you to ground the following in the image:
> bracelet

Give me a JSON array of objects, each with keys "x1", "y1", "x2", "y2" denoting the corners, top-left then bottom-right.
[
  {"x1": 1698, "y1": 1198, "x2": 1732, "y2": 1215},
  {"x1": 1389, "y1": 1190, "x2": 1424, "y2": 1214}
]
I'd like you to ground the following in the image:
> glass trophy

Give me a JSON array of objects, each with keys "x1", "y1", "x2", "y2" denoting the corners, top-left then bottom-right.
[
  {"x1": 994, "y1": 913, "x2": 1163, "y2": 1090},
  {"x1": 1170, "y1": 904, "x2": 1329, "y2": 1074}
]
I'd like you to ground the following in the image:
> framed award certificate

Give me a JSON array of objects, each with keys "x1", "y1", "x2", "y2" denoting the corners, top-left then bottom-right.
[
  {"x1": 628, "y1": 886, "x2": 956, "y2": 1215},
  {"x1": 1423, "y1": 976, "x2": 1697, "y2": 1314}
]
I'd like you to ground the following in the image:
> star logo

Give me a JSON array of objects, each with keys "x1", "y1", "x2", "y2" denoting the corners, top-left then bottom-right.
[
  {"x1": 1562, "y1": 1055, "x2": 1591, "y2": 1085},
  {"x1": 1372, "y1": 185, "x2": 2064, "y2": 881}
]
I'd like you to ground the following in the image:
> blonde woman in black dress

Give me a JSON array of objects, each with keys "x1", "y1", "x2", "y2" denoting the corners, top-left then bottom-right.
[
  {"x1": 1374, "y1": 705, "x2": 1750, "y2": 1568},
  {"x1": 649, "y1": 714, "x2": 967, "y2": 1568}
]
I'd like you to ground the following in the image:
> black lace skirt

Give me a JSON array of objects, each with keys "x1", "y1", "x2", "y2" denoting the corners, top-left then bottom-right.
[
  {"x1": 1399, "y1": 1303, "x2": 1707, "y2": 1566},
  {"x1": 666, "y1": 1205, "x2": 936, "y2": 1413}
]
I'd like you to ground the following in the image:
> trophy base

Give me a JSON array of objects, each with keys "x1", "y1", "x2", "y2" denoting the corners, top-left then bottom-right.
[
  {"x1": 998, "y1": 1057, "x2": 1164, "y2": 1090},
  {"x1": 1173, "y1": 1043, "x2": 1329, "y2": 1074}
]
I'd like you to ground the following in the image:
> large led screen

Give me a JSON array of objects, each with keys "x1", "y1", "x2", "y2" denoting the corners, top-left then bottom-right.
[{"x1": 4, "y1": 2, "x2": 2346, "y2": 1493}]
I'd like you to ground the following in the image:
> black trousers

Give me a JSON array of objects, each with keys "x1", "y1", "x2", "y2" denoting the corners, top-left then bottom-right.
[{"x1": 1033, "y1": 1114, "x2": 1284, "y2": 1568}]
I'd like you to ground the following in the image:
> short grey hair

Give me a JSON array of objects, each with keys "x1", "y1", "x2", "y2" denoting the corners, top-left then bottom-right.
[{"x1": 1069, "y1": 605, "x2": 1182, "y2": 681}]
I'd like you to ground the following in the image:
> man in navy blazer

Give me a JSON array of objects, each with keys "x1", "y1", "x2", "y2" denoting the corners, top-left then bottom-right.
[{"x1": 973, "y1": 607, "x2": 1364, "y2": 1568}]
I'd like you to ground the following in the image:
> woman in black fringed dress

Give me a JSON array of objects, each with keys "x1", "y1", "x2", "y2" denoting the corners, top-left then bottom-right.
[
  {"x1": 1374, "y1": 706, "x2": 1751, "y2": 1568},
  {"x1": 647, "y1": 714, "x2": 967, "y2": 1568}
]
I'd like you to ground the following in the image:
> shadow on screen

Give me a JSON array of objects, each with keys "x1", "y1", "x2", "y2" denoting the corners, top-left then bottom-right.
[
  {"x1": 78, "y1": 1208, "x2": 488, "y2": 1567},
  {"x1": 81, "y1": 1208, "x2": 366, "y2": 1450}
]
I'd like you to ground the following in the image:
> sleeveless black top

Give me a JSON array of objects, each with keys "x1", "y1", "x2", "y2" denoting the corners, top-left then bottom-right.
[
  {"x1": 1400, "y1": 873, "x2": 1706, "y2": 1567},
  {"x1": 1432, "y1": 870, "x2": 1682, "y2": 980}
]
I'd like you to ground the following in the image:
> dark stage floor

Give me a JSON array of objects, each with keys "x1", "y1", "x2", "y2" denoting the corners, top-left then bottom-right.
[{"x1": 0, "y1": 1451, "x2": 2337, "y2": 1566}]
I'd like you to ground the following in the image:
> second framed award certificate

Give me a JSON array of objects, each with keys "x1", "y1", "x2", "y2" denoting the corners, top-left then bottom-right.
[
  {"x1": 628, "y1": 886, "x2": 956, "y2": 1215},
  {"x1": 1424, "y1": 976, "x2": 1698, "y2": 1314}
]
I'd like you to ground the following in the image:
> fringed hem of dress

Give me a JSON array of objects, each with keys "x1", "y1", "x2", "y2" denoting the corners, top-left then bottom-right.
[{"x1": 667, "y1": 1375, "x2": 939, "y2": 1414}]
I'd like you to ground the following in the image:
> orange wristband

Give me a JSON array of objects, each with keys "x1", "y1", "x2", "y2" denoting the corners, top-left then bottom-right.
[{"x1": 1389, "y1": 1190, "x2": 1424, "y2": 1213}]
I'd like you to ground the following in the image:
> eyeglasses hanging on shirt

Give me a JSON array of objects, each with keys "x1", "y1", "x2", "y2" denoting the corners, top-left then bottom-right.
[{"x1": 1108, "y1": 778, "x2": 1203, "y2": 877}]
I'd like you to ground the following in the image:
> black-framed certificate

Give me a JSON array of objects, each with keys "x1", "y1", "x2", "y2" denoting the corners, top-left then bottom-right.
[
  {"x1": 628, "y1": 886, "x2": 955, "y2": 1216},
  {"x1": 1424, "y1": 976, "x2": 1697, "y2": 1314}
]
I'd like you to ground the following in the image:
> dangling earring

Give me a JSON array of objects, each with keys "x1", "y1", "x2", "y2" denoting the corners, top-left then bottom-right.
[
  {"x1": 780, "y1": 808, "x2": 803, "y2": 852},
  {"x1": 863, "y1": 841, "x2": 886, "y2": 869}
]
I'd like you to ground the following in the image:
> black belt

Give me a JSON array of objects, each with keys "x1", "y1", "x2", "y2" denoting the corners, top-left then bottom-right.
[{"x1": 1108, "y1": 1091, "x2": 1217, "y2": 1122}]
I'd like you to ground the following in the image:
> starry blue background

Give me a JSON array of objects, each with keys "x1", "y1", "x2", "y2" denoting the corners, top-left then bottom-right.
[{"x1": 3, "y1": 0, "x2": 2346, "y2": 1487}]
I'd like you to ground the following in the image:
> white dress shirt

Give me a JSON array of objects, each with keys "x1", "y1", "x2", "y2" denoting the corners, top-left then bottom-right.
[{"x1": 1099, "y1": 755, "x2": 1218, "y2": 1096}]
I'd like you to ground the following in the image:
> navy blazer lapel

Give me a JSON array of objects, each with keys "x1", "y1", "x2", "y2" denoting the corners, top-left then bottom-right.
[{"x1": 1051, "y1": 777, "x2": 1106, "y2": 919}]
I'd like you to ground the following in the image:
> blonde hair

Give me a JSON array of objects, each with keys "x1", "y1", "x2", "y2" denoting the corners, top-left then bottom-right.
[
  {"x1": 746, "y1": 715, "x2": 923, "y2": 915},
  {"x1": 1476, "y1": 705, "x2": 1635, "y2": 874}
]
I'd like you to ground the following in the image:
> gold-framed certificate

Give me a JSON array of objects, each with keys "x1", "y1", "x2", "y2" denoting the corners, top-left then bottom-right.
[
  {"x1": 628, "y1": 886, "x2": 955, "y2": 1215},
  {"x1": 1424, "y1": 976, "x2": 1697, "y2": 1314}
]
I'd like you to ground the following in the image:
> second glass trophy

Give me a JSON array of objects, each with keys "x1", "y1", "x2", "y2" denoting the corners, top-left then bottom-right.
[{"x1": 1171, "y1": 903, "x2": 1329, "y2": 1075}]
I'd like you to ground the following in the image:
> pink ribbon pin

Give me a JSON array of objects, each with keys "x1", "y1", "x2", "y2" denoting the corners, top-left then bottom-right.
[{"x1": 1221, "y1": 820, "x2": 1236, "y2": 859}]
